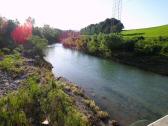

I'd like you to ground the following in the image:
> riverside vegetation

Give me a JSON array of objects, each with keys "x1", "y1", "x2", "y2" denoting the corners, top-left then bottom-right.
[
  {"x1": 0, "y1": 17, "x2": 117, "y2": 126},
  {"x1": 62, "y1": 19, "x2": 168, "y2": 75}
]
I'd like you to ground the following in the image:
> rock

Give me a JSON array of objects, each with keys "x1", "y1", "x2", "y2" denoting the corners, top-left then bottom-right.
[
  {"x1": 64, "y1": 86, "x2": 71, "y2": 92},
  {"x1": 0, "y1": 56, "x2": 3, "y2": 61},
  {"x1": 42, "y1": 118, "x2": 49, "y2": 125},
  {"x1": 56, "y1": 76, "x2": 69, "y2": 82},
  {"x1": 0, "y1": 70, "x2": 21, "y2": 97},
  {"x1": 97, "y1": 111, "x2": 109, "y2": 120},
  {"x1": 14, "y1": 79, "x2": 21, "y2": 83},
  {"x1": 5, "y1": 82, "x2": 9, "y2": 86},
  {"x1": 27, "y1": 60, "x2": 35, "y2": 66},
  {"x1": 109, "y1": 120, "x2": 119, "y2": 126}
]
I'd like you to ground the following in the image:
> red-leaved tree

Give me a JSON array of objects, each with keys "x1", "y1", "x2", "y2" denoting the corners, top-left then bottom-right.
[{"x1": 11, "y1": 20, "x2": 32, "y2": 44}]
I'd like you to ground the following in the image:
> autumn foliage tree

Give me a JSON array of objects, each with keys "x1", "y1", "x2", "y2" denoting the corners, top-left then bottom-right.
[{"x1": 11, "y1": 19, "x2": 32, "y2": 44}]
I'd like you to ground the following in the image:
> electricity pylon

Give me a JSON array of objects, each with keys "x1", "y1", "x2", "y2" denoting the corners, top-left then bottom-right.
[{"x1": 112, "y1": 0, "x2": 122, "y2": 20}]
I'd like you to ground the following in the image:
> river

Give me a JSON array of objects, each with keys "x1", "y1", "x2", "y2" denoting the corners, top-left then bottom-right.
[{"x1": 44, "y1": 43, "x2": 168, "y2": 126}]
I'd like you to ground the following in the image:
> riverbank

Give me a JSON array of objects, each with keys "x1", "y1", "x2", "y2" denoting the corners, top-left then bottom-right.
[
  {"x1": 62, "y1": 25, "x2": 168, "y2": 76},
  {"x1": 0, "y1": 50, "x2": 119, "y2": 126},
  {"x1": 63, "y1": 44, "x2": 168, "y2": 76},
  {"x1": 110, "y1": 51, "x2": 168, "y2": 76}
]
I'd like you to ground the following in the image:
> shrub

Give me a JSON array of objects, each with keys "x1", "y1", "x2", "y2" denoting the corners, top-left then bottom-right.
[
  {"x1": 161, "y1": 43, "x2": 168, "y2": 56},
  {"x1": 0, "y1": 50, "x2": 4, "y2": 57},
  {"x1": 2, "y1": 48, "x2": 11, "y2": 54},
  {"x1": 106, "y1": 34, "x2": 123, "y2": 51},
  {"x1": 24, "y1": 35, "x2": 48, "y2": 57},
  {"x1": 96, "y1": 111, "x2": 109, "y2": 120},
  {"x1": 158, "y1": 36, "x2": 168, "y2": 41},
  {"x1": 0, "y1": 75, "x2": 89, "y2": 126},
  {"x1": 123, "y1": 36, "x2": 144, "y2": 52},
  {"x1": 13, "y1": 45, "x2": 24, "y2": 53},
  {"x1": 88, "y1": 35, "x2": 99, "y2": 54},
  {"x1": 135, "y1": 39, "x2": 162, "y2": 55},
  {"x1": 0, "y1": 53, "x2": 24, "y2": 76}
]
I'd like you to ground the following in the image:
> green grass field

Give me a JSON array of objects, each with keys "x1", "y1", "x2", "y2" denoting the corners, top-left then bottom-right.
[{"x1": 122, "y1": 25, "x2": 168, "y2": 37}]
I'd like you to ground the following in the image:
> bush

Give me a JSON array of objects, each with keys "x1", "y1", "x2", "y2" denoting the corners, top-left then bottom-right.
[
  {"x1": 123, "y1": 36, "x2": 144, "y2": 52},
  {"x1": 0, "y1": 53, "x2": 24, "y2": 76},
  {"x1": 0, "y1": 75, "x2": 89, "y2": 126},
  {"x1": 24, "y1": 35, "x2": 48, "y2": 58},
  {"x1": 97, "y1": 111, "x2": 109, "y2": 120},
  {"x1": 158, "y1": 36, "x2": 168, "y2": 41},
  {"x1": 106, "y1": 34, "x2": 123, "y2": 51},
  {"x1": 13, "y1": 45, "x2": 24, "y2": 53},
  {"x1": 0, "y1": 50, "x2": 4, "y2": 57},
  {"x1": 99, "y1": 37, "x2": 111, "y2": 57},
  {"x1": 87, "y1": 35, "x2": 99, "y2": 54},
  {"x1": 135, "y1": 39, "x2": 162, "y2": 55},
  {"x1": 2, "y1": 48, "x2": 11, "y2": 54},
  {"x1": 161, "y1": 43, "x2": 168, "y2": 56}
]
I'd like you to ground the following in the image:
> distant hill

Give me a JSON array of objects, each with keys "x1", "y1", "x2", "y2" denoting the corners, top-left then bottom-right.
[{"x1": 122, "y1": 25, "x2": 168, "y2": 37}]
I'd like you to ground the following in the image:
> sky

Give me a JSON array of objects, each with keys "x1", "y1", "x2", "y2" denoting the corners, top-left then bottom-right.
[{"x1": 0, "y1": 0, "x2": 168, "y2": 30}]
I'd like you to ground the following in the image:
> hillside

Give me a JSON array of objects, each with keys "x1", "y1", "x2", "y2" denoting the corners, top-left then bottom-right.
[{"x1": 122, "y1": 25, "x2": 168, "y2": 37}]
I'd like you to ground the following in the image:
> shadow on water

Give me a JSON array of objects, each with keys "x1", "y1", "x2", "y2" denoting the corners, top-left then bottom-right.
[{"x1": 44, "y1": 44, "x2": 168, "y2": 126}]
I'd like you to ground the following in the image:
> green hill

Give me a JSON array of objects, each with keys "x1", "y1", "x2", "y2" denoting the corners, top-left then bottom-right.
[{"x1": 122, "y1": 25, "x2": 168, "y2": 37}]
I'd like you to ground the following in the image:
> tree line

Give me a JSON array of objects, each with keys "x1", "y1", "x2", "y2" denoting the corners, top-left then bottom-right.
[
  {"x1": 0, "y1": 16, "x2": 64, "y2": 57},
  {"x1": 63, "y1": 34, "x2": 168, "y2": 58},
  {"x1": 62, "y1": 17, "x2": 168, "y2": 59},
  {"x1": 80, "y1": 18, "x2": 124, "y2": 35}
]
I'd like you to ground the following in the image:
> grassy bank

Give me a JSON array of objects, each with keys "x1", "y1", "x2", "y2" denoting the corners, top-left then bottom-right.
[
  {"x1": 0, "y1": 49, "x2": 116, "y2": 126},
  {"x1": 122, "y1": 25, "x2": 168, "y2": 37}
]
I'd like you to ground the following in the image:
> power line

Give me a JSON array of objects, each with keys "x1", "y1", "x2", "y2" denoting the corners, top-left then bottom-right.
[{"x1": 112, "y1": 0, "x2": 122, "y2": 20}]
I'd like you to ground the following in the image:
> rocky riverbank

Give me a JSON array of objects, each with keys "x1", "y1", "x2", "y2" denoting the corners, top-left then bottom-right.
[
  {"x1": 0, "y1": 70, "x2": 21, "y2": 97},
  {"x1": 0, "y1": 51, "x2": 119, "y2": 126},
  {"x1": 56, "y1": 77, "x2": 120, "y2": 126}
]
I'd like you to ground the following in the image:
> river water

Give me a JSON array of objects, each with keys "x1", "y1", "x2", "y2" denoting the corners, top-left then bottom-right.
[{"x1": 44, "y1": 43, "x2": 168, "y2": 126}]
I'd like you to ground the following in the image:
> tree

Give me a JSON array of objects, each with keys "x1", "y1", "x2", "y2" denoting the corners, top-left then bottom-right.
[
  {"x1": 80, "y1": 18, "x2": 124, "y2": 35},
  {"x1": 11, "y1": 19, "x2": 32, "y2": 44},
  {"x1": 0, "y1": 19, "x2": 18, "y2": 48},
  {"x1": 88, "y1": 35, "x2": 99, "y2": 54},
  {"x1": 41, "y1": 25, "x2": 61, "y2": 44},
  {"x1": 33, "y1": 27, "x2": 44, "y2": 38}
]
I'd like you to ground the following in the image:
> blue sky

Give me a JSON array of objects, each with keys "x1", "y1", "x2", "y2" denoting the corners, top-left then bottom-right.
[
  {"x1": 0, "y1": 0, "x2": 168, "y2": 30},
  {"x1": 122, "y1": 0, "x2": 168, "y2": 29}
]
